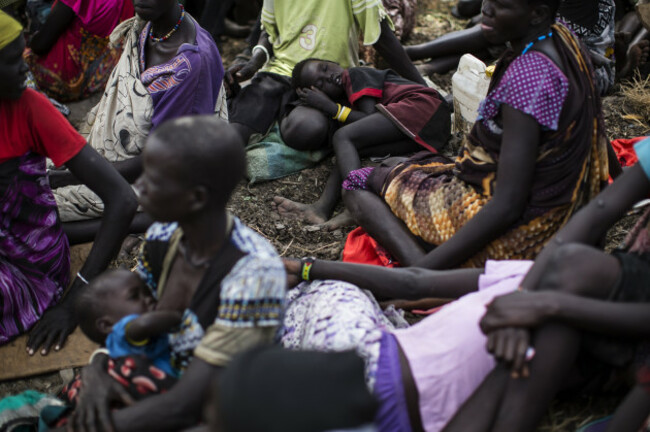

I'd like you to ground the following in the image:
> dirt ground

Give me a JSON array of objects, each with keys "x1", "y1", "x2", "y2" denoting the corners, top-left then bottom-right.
[{"x1": 2, "y1": 0, "x2": 650, "y2": 429}]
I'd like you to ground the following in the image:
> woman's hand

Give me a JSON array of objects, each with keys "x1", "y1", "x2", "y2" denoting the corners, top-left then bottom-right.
[
  {"x1": 26, "y1": 299, "x2": 77, "y2": 356},
  {"x1": 68, "y1": 358, "x2": 135, "y2": 432},
  {"x1": 296, "y1": 87, "x2": 338, "y2": 116},
  {"x1": 282, "y1": 258, "x2": 302, "y2": 289},
  {"x1": 486, "y1": 327, "x2": 532, "y2": 378},
  {"x1": 224, "y1": 61, "x2": 258, "y2": 97},
  {"x1": 480, "y1": 291, "x2": 558, "y2": 334}
]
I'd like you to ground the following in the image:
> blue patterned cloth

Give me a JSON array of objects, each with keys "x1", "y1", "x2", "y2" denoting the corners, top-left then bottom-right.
[{"x1": 106, "y1": 314, "x2": 178, "y2": 377}]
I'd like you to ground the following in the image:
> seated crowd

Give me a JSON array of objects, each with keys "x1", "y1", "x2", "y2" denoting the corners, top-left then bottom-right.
[{"x1": 1, "y1": 0, "x2": 650, "y2": 431}]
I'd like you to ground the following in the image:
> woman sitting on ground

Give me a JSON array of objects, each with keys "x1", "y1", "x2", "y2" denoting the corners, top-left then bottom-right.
[
  {"x1": 50, "y1": 0, "x2": 226, "y2": 230},
  {"x1": 52, "y1": 117, "x2": 285, "y2": 432},
  {"x1": 406, "y1": 0, "x2": 621, "y2": 97},
  {"x1": 23, "y1": 0, "x2": 134, "y2": 101},
  {"x1": 343, "y1": 0, "x2": 612, "y2": 269},
  {"x1": 273, "y1": 58, "x2": 450, "y2": 228},
  {"x1": 0, "y1": 12, "x2": 137, "y2": 355}
]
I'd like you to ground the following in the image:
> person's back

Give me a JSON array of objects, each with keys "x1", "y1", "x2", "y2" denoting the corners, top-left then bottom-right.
[{"x1": 259, "y1": 0, "x2": 384, "y2": 77}]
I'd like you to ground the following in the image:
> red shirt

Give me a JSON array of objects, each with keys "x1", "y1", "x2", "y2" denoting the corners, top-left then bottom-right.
[{"x1": 0, "y1": 89, "x2": 85, "y2": 167}]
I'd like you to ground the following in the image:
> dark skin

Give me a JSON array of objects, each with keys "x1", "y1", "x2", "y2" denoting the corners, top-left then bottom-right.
[
  {"x1": 50, "y1": 0, "x2": 198, "y2": 188},
  {"x1": 272, "y1": 59, "x2": 431, "y2": 228},
  {"x1": 405, "y1": 24, "x2": 493, "y2": 76},
  {"x1": 62, "y1": 119, "x2": 248, "y2": 432},
  {"x1": 225, "y1": 17, "x2": 425, "y2": 151},
  {"x1": 88, "y1": 270, "x2": 182, "y2": 344},
  {"x1": 442, "y1": 164, "x2": 650, "y2": 432},
  {"x1": 344, "y1": 1, "x2": 580, "y2": 269},
  {"x1": 0, "y1": 34, "x2": 138, "y2": 355},
  {"x1": 28, "y1": 1, "x2": 76, "y2": 56}
]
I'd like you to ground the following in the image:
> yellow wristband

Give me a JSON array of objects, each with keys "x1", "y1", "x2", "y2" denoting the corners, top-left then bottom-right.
[
  {"x1": 332, "y1": 103, "x2": 342, "y2": 120},
  {"x1": 338, "y1": 106, "x2": 351, "y2": 123},
  {"x1": 125, "y1": 321, "x2": 150, "y2": 346},
  {"x1": 300, "y1": 257, "x2": 315, "y2": 281}
]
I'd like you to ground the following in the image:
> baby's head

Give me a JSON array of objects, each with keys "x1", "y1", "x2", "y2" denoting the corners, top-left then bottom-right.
[
  {"x1": 292, "y1": 58, "x2": 345, "y2": 100},
  {"x1": 76, "y1": 269, "x2": 154, "y2": 344}
]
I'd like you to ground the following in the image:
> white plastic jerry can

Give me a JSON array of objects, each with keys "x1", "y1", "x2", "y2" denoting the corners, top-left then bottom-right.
[{"x1": 451, "y1": 54, "x2": 492, "y2": 134}]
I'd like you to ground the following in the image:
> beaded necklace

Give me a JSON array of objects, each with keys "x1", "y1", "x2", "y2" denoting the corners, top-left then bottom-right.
[
  {"x1": 521, "y1": 30, "x2": 553, "y2": 55},
  {"x1": 149, "y1": 4, "x2": 185, "y2": 43}
]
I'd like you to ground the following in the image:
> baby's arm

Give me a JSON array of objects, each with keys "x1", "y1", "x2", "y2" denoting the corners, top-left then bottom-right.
[
  {"x1": 297, "y1": 88, "x2": 377, "y2": 124},
  {"x1": 125, "y1": 311, "x2": 183, "y2": 344}
]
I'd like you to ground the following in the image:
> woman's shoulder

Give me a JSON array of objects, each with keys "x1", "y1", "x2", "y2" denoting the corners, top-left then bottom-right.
[
  {"x1": 503, "y1": 50, "x2": 567, "y2": 83},
  {"x1": 479, "y1": 50, "x2": 570, "y2": 130}
]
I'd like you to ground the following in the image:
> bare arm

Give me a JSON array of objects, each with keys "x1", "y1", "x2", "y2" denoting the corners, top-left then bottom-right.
[
  {"x1": 49, "y1": 156, "x2": 143, "y2": 188},
  {"x1": 29, "y1": 1, "x2": 75, "y2": 56},
  {"x1": 296, "y1": 88, "x2": 377, "y2": 123},
  {"x1": 415, "y1": 105, "x2": 540, "y2": 269},
  {"x1": 28, "y1": 145, "x2": 138, "y2": 354},
  {"x1": 285, "y1": 258, "x2": 481, "y2": 300},
  {"x1": 224, "y1": 31, "x2": 272, "y2": 94},
  {"x1": 481, "y1": 289, "x2": 650, "y2": 339},
  {"x1": 520, "y1": 164, "x2": 650, "y2": 292},
  {"x1": 373, "y1": 19, "x2": 426, "y2": 85},
  {"x1": 125, "y1": 311, "x2": 183, "y2": 342}
]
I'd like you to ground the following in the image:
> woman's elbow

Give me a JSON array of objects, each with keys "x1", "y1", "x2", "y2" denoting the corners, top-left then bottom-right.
[
  {"x1": 29, "y1": 36, "x2": 51, "y2": 56},
  {"x1": 107, "y1": 186, "x2": 138, "y2": 218},
  {"x1": 490, "y1": 195, "x2": 527, "y2": 226}
]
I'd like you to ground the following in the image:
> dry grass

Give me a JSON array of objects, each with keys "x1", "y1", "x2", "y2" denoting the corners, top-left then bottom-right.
[{"x1": 620, "y1": 72, "x2": 650, "y2": 130}]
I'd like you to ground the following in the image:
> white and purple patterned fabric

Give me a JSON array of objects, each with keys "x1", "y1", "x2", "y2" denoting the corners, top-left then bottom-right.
[
  {"x1": 280, "y1": 280, "x2": 408, "y2": 389},
  {"x1": 478, "y1": 51, "x2": 569, "y2": 131}
]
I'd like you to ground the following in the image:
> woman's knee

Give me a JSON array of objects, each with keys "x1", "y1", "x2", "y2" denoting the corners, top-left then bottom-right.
[
  {"x1": 541, "y1": 244, "x2": 618, "y2": 296},
  {"x1": 332, "y1": 127, "x2": 355, "y2": 153},
  {"x1": 281, "y1": 108, "x2": 329, "y2": 151}
]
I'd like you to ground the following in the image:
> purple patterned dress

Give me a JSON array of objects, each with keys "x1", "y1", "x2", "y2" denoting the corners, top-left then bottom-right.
[{"x1": 0, "y1": 153, "x2": 70, "y2": 344}]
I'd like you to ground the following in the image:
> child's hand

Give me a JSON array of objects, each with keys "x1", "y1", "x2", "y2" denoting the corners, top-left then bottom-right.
[{"x1": 297, "y1": 87, "x2": 338, "y2": 117}]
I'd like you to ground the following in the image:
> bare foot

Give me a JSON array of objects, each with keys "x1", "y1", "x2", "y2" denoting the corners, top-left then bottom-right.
[
  {"x1": 618, "y1": 38, "x2": 650, "y2": 79},
  {"x1": 272, "y1": 196, "x2": 328, "y2": 224},
  {"x1": 319, "y1": 210, "x2": 356, "y2": 232}
]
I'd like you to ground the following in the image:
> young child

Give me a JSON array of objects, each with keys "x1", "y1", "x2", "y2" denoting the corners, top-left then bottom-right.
[
  {"x1": 76, "y1": 269, "x2": 182, "y2": 377},
  {"x1": 273, "y1": 59, "x2": 450, "y2": 229}
]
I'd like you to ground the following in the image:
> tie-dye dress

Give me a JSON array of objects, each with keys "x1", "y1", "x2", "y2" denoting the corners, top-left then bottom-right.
[{"x1": 0, "y1": 89, "x2": 85, "y2": 344}]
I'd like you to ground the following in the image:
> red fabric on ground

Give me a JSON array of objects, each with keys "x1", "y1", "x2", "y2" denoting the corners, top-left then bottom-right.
[
  {"x1": 342, "y1": 227, "x2": 400, "y2": 268},
  {"x1": 611, "y1": 137, "x2": 644, "y2": 168}
]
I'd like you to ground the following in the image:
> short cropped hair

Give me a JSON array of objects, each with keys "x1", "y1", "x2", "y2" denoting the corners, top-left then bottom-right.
[{"x1": 149, "y1": 116, "x2": 246, "y2": 207}]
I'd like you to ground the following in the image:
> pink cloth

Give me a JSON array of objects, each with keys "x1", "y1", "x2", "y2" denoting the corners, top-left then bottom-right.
[
  {"x1": 393, "y1": 260, "x2": 533, "y2": 432},
  {"x1": 59, "y1": 0, "x2": 125, "y2": 37}
]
